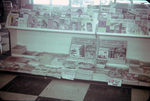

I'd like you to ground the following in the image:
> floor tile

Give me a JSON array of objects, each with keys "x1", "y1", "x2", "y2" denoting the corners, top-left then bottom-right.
[
  {"x1": 131, "y1": 89, "x2": 149, "y2": 101},
  {"x1": 36, "y1": 96, "x2": 71, "y2": 101},
  {"x1": 0, "y1": 73, "x2": 17, "y2": 89},
  {"x1": 0, "y1": 91, "x2": 38, "y2": 100},
  {"x1": 0, "y1": 75, "x2": 52, "y2": 95},
  {"x1": 84, "y1": 84, "x2": 131, "y2": 101},
  {"x1": 40, "y1": 79, "x2": 90, "y2": 101}
]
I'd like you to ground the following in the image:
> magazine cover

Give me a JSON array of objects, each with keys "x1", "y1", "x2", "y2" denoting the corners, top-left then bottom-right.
[
  {"x1": 122, "y1": 72, "x2": 139, "y2": 82},
  {"x1": 9, "y1": 13, "x2": 19, "y2": 26},
  {"x1": 126, "y1": 58, "x2": 139, "y2": 66},
  {"x1": 18, "y1": 18, "x2": 26, "y2": 27},
  {"x1": 84, "y1": 45, "x2": 96, "y2": 58},
  {"x1": 81, "y1": 13, "x2": 93, "y2": 32},
  {"x1": 114, "y1": 48, "x2": 126, "y2": 60},
  {"x1": 50, "y1": 54, "x2": 68, "y2": 67},
  {"x1": 4, "y1": 56, "x2": 20, "y2": 63},
  {"x1": 70, "y1": 37, "x2": 96, "y2": 58},
  {"x1": 27, "y1": 14, "x2": 38, "y2": 28},
  {"x1": 48, "y1": 11, "x2": 61, "y2": 29},
  {"x1": 138, "y1": 75, "x2": 150, "y2": 83},
  {"x1": 98, "y1": 39, "x2": 127, "y2": 60},
  {"x1": 129, "y1": 66, "x2": 143, "y2": 74},
  {"x1": 98, "y1": 47, "x2": 109, "y2": 59},
  {"x1": 70, "y1": 18, "x2": 81, "y2": 31},
  {"x1": 108, "y1": 69, "x2": 123, "y2": 78},
  {"x1": 70, "y1": 44, "x2": 84, "y2": 57},
  {"x1": 36, "y1": 19, "x2": 43, "y2": 28},
  {"x1": 62, "y1": 60, "x2": 78, "y2": 69},
  {"x1": 59, "y1": 12, "x2": 71, "y2": 30},
  {"x1": 96, "y1": 59, "x2": 107, "y2": 68},
  {"x1": 143, "y1": 67, "x2": 150, "y2": 76},
  {"x1": 108, "y1": 19, "x2": 122, "y2": 33}
]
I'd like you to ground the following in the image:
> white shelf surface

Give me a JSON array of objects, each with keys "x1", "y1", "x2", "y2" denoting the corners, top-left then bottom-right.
[
  {"x1": 97, "y1": 32, "x2": 150, "y2": 38},
  {"x1": 6, "y1": 26, "x2": 96, "y2": 35}
]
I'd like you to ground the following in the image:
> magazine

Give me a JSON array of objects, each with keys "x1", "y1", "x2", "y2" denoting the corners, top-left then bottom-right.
[
  {"x1": 70, "y1": 18, "x2": 81, "y2": 31},
  {"x1": 27, "y1": 14, "x2": 37, "y2": 28},
  {"x1": 50, "y1": 53, "x2": 68, "y2": 67},
  {"x1": 59, "y1": 12, "x2": 71, "y2": 30},
  {"x1": 122, "y1": 72, "x2": 139, "y2": 82},
  {"x1": 48, "y1": 11, "x2": 61, "y2": 29},
  {"x1": 108, "y1": 19, "x2": 122, "y2": 33},
  {"x1": 70, "y1": 37, "x2": 96, "y2": 58},
  {"x1": 70, "y1": 44, "x2": 84, "y2": 57},
  {"x1": 98, "y1": 39, "x2": 127, "y2": 61},
  {"x1": 9, "y1": 13, "x2": 19, "y2": 26},
  {"x1": 138, "y1": 75, "x2": 150, "y2": 83}
]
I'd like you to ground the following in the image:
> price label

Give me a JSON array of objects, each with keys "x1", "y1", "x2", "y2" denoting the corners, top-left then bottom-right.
[
  {"x1": 108, "y1": 79, "x2": 122, "y2": 87},
  {"x1": 98, "y1": 27, "x2": 106, "y2": 32}
]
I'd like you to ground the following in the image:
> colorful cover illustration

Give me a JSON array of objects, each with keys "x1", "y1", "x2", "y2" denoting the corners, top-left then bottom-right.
[
  {"x1": 9, "y1": 14, "x2": 19, "y2": 26},
  {"x1": 114, "y1": 48, "x2": 126, "y2": 60},
  {"x1": 70, "y1": 44, "x2": 84, "y2": 57},
  {"x1": 70, "y1": 18, "x2": 81, "y2": 31}
]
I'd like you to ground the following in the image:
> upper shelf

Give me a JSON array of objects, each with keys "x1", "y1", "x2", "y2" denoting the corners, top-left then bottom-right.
[{"x1": 97, "y1": 32, "x2": 150, "y2": 38}]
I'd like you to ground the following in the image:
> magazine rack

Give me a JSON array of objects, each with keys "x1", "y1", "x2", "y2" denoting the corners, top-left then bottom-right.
[{"x1": 4, "y1": 3, "x2": 150, "y2": 87}]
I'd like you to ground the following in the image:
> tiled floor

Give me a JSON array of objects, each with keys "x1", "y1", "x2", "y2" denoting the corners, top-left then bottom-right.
[{"x1": 0, "y1": 72, "x2": 149, "y2": 101}]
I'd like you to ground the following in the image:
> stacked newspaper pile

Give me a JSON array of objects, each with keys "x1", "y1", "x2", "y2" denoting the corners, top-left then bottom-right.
[{"x1": 12, "y1": 45, "x2": 27, "y2": 54}]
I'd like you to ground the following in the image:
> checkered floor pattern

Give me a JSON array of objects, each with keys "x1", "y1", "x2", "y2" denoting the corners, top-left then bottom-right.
[{"x1": 0, "y1": 72, "x2": 149, "y2": 101}]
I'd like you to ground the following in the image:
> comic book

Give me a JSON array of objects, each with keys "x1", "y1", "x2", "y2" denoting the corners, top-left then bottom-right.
[{"x1": 9, "y1": 13, "x2": 19, "y2": 26}]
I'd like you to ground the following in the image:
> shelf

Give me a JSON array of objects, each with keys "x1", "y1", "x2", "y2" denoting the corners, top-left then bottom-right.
[
  {"x1": 6, "y1": 26, "x2": 96, "y2": 35},
  {"x1": 97, "y1": 32, "x2": 150, "y2": 38}
]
